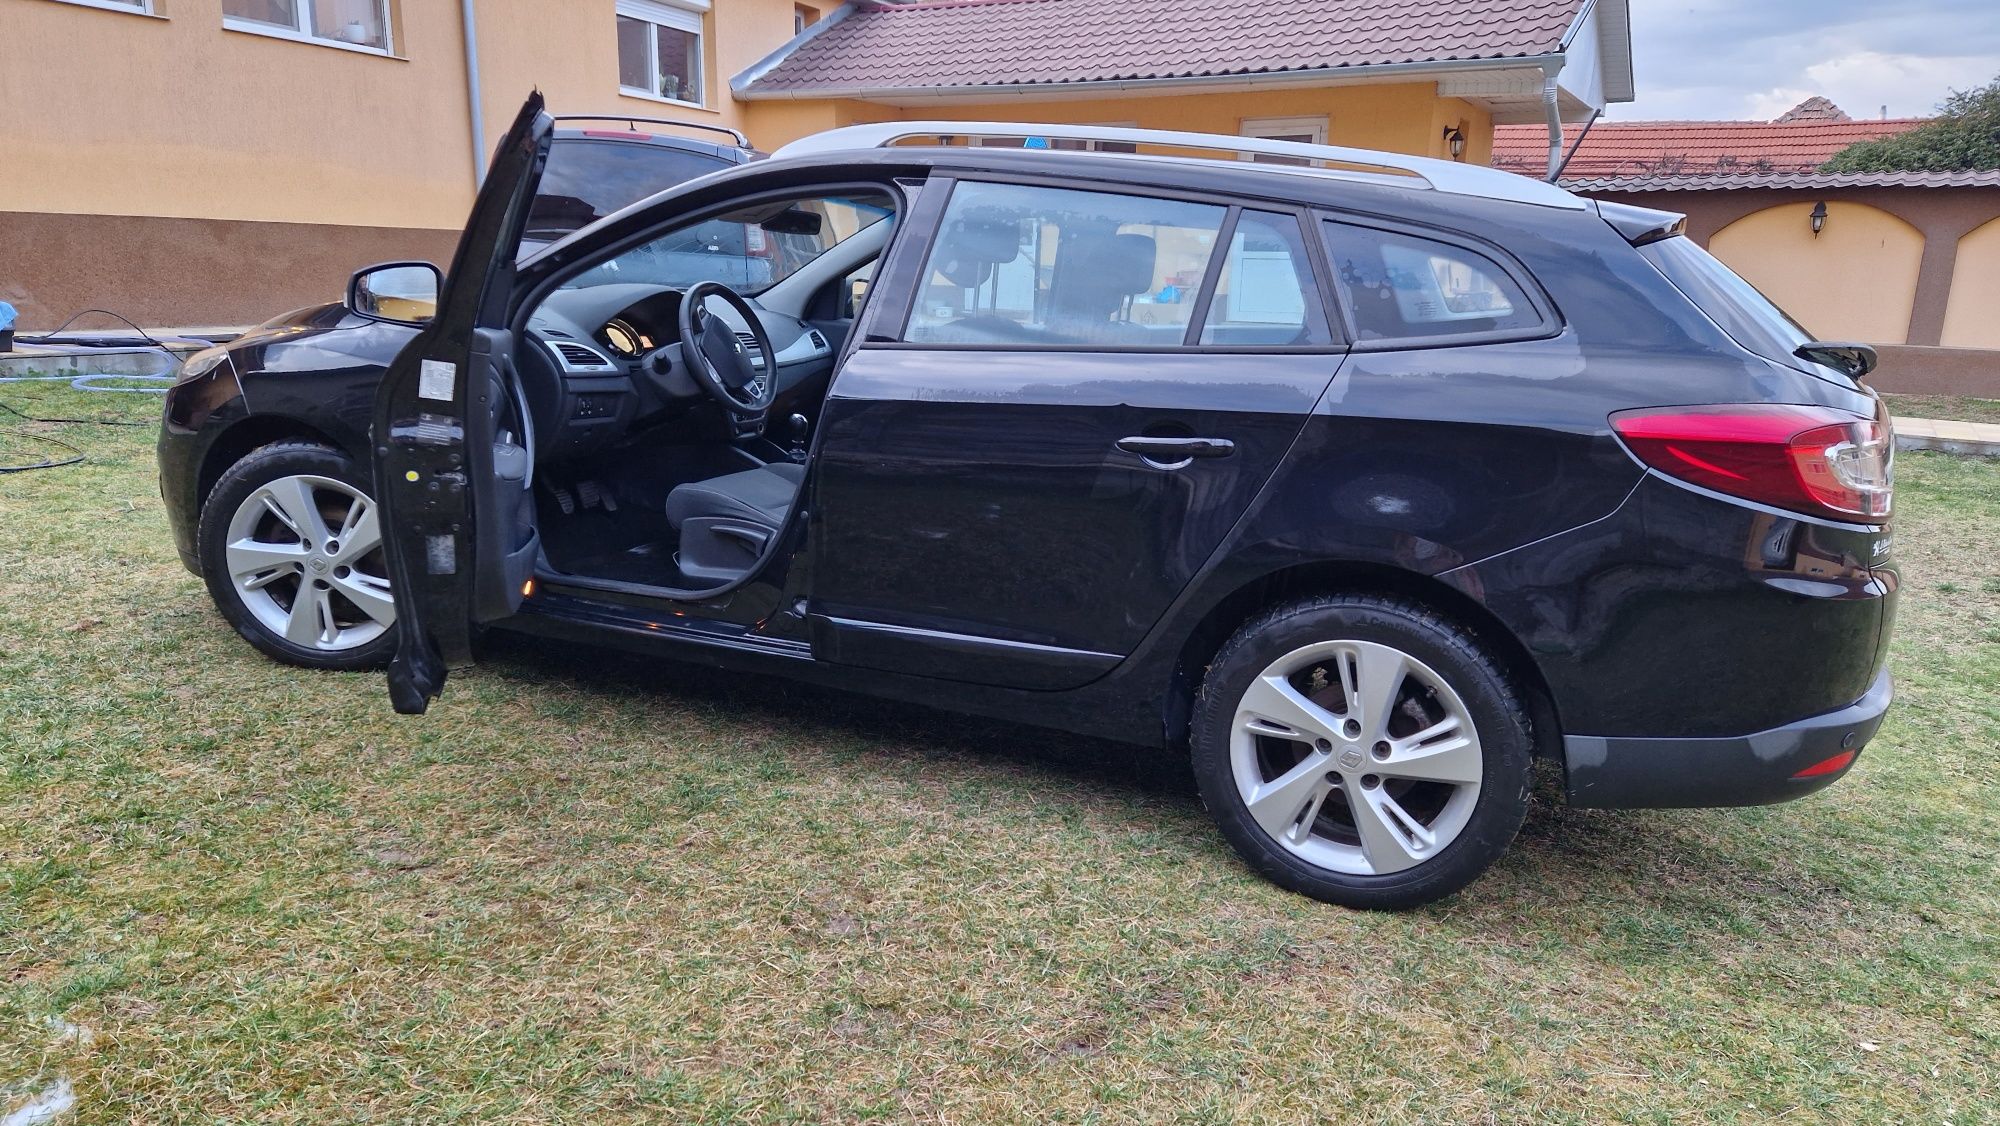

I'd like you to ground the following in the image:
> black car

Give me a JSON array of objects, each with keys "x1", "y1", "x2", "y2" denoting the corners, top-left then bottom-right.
[{"x1": 159, "y1": 95, "x2": 1897, "y2": 909}]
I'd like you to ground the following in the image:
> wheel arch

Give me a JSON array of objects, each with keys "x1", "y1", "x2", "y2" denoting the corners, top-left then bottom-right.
[
  {"x1": 196, "y1": 414, "x2": 348, "y2": 515},
  {"x1": 1163, "y1": 561, "x2": 1563, "y2": 761}
]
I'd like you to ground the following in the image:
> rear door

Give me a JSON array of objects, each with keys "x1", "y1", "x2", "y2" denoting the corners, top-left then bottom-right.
[
  {"x1": 372, "y1": 94, "x2": 552, "y2": 714},
  {"x1": 808, "y1": 178, "x2": 1348, "y2": 689}
]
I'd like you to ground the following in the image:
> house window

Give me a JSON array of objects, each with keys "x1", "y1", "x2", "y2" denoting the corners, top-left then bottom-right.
[
  {"x1": 48, "y1": 0, "x2": 155, "y2": 14},
  {"x1": 973, "y1": 124, "x2": 1139, "y2": 154},
  {"x1": 223, "y1": 0, "x2": 392, "y2": 52},
  {"x1": 1239, "y1": 115, "x2": 1329, "y2": 166},
  {"x1": 794, "y1": 3, "x2": 817, "y2": 34},
  {"x1": 617, "y1": 0, "x2": 707, "y2": 107}
]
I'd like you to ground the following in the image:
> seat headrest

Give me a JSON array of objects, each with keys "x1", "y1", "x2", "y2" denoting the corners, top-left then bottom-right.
[
  {"x1": 1050, "y1": 231, "x2": 1159, "y2": 319},
  {"x1": 933, "y1": 212, "x2": 1021, "y2": 287}
]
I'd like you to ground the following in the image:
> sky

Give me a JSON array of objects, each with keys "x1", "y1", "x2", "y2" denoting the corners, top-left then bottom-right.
[{"x1": 1620, "y1": 0, "x2": 2000, "y2": 121}]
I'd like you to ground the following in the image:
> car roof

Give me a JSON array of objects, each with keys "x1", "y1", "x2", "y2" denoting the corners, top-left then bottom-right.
[
  {"x1": 771, "y1": 122, "x2": 1585, "y2": 213},
  {"x1": 550, "y1": 119, "x2": 760, "y2": 164}
]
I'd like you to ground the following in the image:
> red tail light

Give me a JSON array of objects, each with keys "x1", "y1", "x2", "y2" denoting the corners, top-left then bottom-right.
[
  {"x1": 1792, "y1": 749, "x2": 1858, "y2": 779},
  {"x1": 1611, "y1": 404, "x2": 1893, "y2": 522}
]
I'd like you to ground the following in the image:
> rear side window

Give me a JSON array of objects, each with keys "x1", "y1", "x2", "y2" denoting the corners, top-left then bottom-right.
[
  {"x1": 1639, "y1": 235, "x2": 1818, "y2": 370},
  {"x1": 1197, "y1": 211, "x2": 1332, "y2": 347},
  {"x1": 527, "y1": 139, "x2": 733, "y2": 240},
  {"x1": 903, "y1": 181, "x2": 1225, "y2": 347},
  {"x1": 1322, "y1": 221, "x2": 1542, "y2": 345}
]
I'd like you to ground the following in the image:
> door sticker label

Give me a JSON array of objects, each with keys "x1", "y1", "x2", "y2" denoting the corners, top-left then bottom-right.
[{"x1": 419, "y1": 359, "x2": 457, "y2": 402}]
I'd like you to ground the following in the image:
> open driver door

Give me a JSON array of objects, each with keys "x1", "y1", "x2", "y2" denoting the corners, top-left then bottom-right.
[{"x1": 372, "y1": 93, "x2": 552, "y2": 714}]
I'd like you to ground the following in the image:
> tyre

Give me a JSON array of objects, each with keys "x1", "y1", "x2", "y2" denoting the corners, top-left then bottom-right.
[
  {"x1": 196, "y1": 440, "x2": 397, "y2": 670},
  {"x1": 1190, "y1": 594, "x2": 1533, "y2": 909}
]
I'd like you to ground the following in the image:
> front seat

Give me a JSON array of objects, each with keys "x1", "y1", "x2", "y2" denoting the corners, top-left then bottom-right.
[{"x1": 663, "y1": 462, "x2": 805, "y2": 586}]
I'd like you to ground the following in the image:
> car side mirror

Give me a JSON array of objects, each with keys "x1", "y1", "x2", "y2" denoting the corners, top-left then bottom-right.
[{"x1": 348, "y1": 261, "x2": 442, "y2": 325}]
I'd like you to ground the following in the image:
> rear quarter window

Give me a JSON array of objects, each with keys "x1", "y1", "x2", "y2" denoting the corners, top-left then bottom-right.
[{"x1": 1321, "y1": 220, "x2": 1548, "y2": 347}]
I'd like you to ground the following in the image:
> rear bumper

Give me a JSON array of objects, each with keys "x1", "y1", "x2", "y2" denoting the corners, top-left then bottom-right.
[{"x1": 1564, "y1": 666, "x2": 1891, "y2": 809}]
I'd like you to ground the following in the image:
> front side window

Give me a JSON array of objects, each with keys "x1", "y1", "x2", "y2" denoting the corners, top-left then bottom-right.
[
  {"x1": 1323, "y1": 221, "x2": 1542, "y2": 345},
  {"x1": 904, "y1": 181, "x2": 1225, "y2": 347},
  {"x1": 617, "y1": 0, "x2": 705, "y2": 106},
  {"x1": 223, "y1": 0, "x2": 391, "y2": 52}
]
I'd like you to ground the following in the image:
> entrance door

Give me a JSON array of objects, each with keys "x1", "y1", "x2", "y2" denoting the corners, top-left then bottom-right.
[{"x1": 808, "y1": 179, "x2": 1347, "y2": 690}]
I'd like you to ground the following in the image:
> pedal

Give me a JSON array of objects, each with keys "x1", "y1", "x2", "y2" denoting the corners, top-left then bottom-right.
[
  {"x1": 577, "y1": 480, "x2": 603, "y2": 510},
  {"x1": 550, "y1": 486, "x2": 576, "y2": 516}
]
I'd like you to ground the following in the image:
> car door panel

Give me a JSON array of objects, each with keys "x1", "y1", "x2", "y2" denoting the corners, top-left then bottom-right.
[
  {"x1": 809, "y1": 346, "x2": 1345, "y2": 689},
  {"x1": 373, "y1": 94, "x2": 552, "y2": 714}
]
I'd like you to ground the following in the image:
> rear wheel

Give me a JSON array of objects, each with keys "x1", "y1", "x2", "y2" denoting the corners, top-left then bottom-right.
[
  {"x1": 197, "y1": 441, "x2": 396, "y2": 670},
  {"x1": 1191, "y1": 594, "x2": 1533, "y2": 909}
]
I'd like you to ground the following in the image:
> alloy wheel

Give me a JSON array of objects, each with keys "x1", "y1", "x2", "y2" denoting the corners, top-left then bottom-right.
[
  {"x1": 223, "y1": 473, "x2": 394, "y2": 652},
  {"x1": 1228, "y1": 639, "x2": 1483, "y2": 875}
]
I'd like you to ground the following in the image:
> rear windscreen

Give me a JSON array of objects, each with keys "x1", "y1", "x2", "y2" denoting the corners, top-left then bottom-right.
[
  {"x1": 1639, "y1": 235, "x2": 1827, "y2": 375},
  {"x1": 525, "y1": 139, "x2": 733, "y2": 241}
]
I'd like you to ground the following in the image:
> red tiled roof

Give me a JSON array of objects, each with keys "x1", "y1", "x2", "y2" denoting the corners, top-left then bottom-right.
[
  {"x1": 1565, "y1": 170, "x2": 2000, "y2": 192},
  {"x1": 1492, "y1": 110, "x2": 1926, "y2": 180},
  {"x1": 741, "y1": 0, "x2": 1591, "y2": 95}
]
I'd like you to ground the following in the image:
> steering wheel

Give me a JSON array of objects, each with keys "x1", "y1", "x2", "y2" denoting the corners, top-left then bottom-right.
[{"x1": 674, "y1": 281, "x2": 777, "y2": 419}]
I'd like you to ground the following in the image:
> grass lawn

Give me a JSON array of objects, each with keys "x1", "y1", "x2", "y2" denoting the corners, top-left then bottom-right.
[
  {"x1": 4, "y1": 381, "x2": 1997, "y2": 1124},
  {"x1": 1883, "y1": 393, "x2": 2000, "y2": 427}
]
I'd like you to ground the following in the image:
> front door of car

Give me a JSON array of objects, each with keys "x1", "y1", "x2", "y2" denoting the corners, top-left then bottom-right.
[
  {"x1": 373, "y1": 93, "x2": 552, "y2": 714},
  {"x1": 808, "y1": 179, "x2": 1348, "y2": 690}
]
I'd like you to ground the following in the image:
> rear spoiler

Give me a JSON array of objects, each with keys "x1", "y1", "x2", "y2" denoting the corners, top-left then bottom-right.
[{"x1": 1593, "y1": 199, "x2": 1687, "y2": 246}]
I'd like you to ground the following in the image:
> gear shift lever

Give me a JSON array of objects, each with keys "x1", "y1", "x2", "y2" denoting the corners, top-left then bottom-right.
[{"x1": 786, "y1": 412, "x2": 810, "y2": 462}]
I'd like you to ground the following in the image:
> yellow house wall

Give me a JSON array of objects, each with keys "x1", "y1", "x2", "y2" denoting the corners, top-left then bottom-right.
[
  {"x1": 1, "y1": 0, "x2": 476, "y2": 229},
  {"x1": 0, "y1": 0, "x2": 811, "y2": 230},
  {"x1": 1940, "y1": 217, "x2": 2000, "y2": 350},
  {"x1": 1709, "y1": 201, "x2": 1926, "y2": 344},
  {"x1": 742, "y1": 84, "x2": 1494, "y2": 162}
]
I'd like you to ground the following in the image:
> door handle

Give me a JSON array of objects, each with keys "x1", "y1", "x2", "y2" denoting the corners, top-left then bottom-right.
[{"x1": 1116, "y1": 436, "x2": 1235, "y2": 465}]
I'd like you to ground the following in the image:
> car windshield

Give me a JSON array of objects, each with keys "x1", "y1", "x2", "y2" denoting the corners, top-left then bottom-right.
[
  {"x1": 524, "y1": 138, "x2": 737, "y2": 245},
  {"x1": 1639, "y1": 235, "x2": 1824, "y2": 374},
  {"x1": 559, "y1": 193, "x2": 895, "y2": 295}
]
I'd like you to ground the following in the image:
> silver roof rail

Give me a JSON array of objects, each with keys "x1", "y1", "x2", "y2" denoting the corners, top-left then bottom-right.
[
  {"x1": 551, "y1": 115, "x2": 752, "y2": 148},
  {"x1": 773, "y1": 121, "x2": 1584, "y2": 210}
]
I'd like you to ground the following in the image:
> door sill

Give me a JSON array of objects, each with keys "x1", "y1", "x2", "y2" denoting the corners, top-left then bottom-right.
[{"x1": 522, "y1": 585, "x2": 812, "y2": 659}]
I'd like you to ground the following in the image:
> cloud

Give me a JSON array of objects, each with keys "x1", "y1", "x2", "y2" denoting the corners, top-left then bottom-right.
[{"x1": 1621, "y1": 0, "x2": 2000, "y2": 120}]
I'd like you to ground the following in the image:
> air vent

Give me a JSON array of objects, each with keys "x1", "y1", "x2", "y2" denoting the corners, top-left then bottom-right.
[
  {"x1": 544, "y1": 339, "x2": 616, "y2": 371},
  {"x1": 807, "y1": 330, "x2": 828, "y2": 350}
]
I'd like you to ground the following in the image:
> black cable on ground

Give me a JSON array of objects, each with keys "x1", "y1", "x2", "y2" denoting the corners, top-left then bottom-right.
[
  {"x1": 0, "y1": 430, "x2": 86, "y2": 474},
  {"x1": 14, "y1": 308, "x2": 173, "y2": 349}
]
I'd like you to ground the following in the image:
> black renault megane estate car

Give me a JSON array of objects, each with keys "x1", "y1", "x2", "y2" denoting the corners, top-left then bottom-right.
[{"x1": 159, "y1": 94, "x2": 1897, "y2": 908}]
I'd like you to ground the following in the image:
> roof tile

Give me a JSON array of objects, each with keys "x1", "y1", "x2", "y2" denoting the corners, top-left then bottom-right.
[
  {"x1": 1492, "y1": 116, "x2": 1926, "y2": 179},
  {"x1": 746, "y1": 0, "x2": 1588, "y2": 94}
]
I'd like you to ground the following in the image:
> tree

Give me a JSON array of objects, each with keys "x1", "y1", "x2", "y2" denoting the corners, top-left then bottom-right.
[
  {"x1": 1822, "y1": 73, "x2": 2000, "y2": 172},
  {"x1": 1824, "y1": 75, "x2": 2000, "y2": 173}
]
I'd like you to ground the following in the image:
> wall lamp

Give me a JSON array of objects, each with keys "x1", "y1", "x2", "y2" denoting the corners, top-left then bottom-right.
[
  {"x1": 1441, "y1": 125, "x2": 1467, "y2": 161},
  {"x1": 1810, "y1": 201, "x2": 1828, "y2": 237}
]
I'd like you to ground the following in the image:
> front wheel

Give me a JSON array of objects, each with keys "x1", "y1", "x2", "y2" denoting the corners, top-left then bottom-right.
[
  {"x1": 1190, "y1": 595, "x2": 1533, "y2": 909},
  {"x1": 196, "y1": 440, "x2": 397, "y2": 670}
]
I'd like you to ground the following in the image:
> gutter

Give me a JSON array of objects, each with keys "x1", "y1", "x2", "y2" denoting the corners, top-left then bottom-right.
[
  {"x1": 462, "y1": 0, "x2": 486, "y2": 186},
  {"x1": 1541, "y1": 58, "x2": 1566, "y2": 182},
  {"x1": 734, "y1": 52, "x2": 1567, "y2": 102}
]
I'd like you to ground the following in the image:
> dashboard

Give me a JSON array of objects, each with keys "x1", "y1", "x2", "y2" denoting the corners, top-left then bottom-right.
[{"x1": 519, "y1": 282, "x2": 837, "y2": 460}]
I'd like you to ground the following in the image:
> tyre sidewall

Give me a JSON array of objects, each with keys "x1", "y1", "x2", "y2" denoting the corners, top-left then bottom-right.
[
  {"x1": 1192, "y1": 596, "x2": 1533, "y2": 910},
  {"x1": 196, "y1": 442, "x2": 395, "y2": 671}
]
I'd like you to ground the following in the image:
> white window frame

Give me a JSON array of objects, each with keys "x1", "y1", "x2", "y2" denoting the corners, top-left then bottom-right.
[
  {"x1": 617, "y1": 0, "x2": 709, "y2": 109},
  {"x1": 222, "y1": 1, "x2": 396, "y2": 57},
  {"x1": 48, "y1": 0, "x2": 156, "y2": 15}
]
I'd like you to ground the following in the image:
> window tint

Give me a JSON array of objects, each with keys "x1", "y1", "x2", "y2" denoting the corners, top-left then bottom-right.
[
  {"x1": 558, "y1": 192, "x2": 894, "y2": 295},
  {"x1": 1322, "y1": 222, "x2": 1541, "y2": 344},
  {"x1": 1639, "y1": 235, "x2": 1819, "y2": 371},
  {"x1": 1198, "y1": 212, "x2": 1331, "y2": 346},
  {"x1": 528, "y1": 140, "x2": 733, "y2": 243},
  {"x1": 904, "y1": 181, "x2": 1225, "y2": 347}
]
